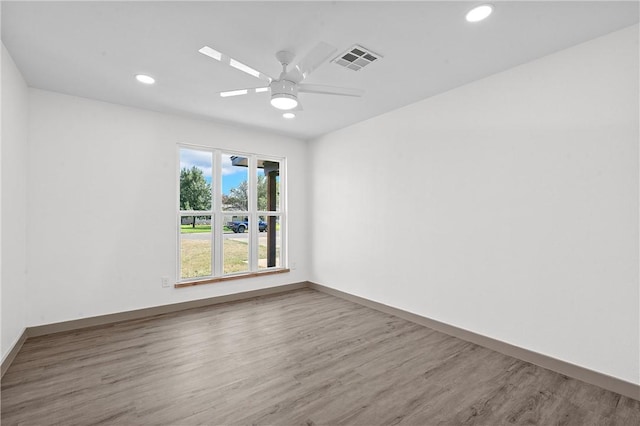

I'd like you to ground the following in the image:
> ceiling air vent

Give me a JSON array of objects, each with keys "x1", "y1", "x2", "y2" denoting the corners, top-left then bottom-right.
[{"x1": 332, "y1": 45, "x2": 382, "y2": 72}]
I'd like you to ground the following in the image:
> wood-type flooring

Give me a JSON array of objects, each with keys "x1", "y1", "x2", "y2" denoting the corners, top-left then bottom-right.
[{"x1": 2, "y1": 288, "x2": 638, "y2": 425}]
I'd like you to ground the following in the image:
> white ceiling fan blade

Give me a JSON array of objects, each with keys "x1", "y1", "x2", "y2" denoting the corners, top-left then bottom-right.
[
  {"x1": 199, "y1": 46, "x2": 273, "y2": 83},
  {"x1": 220, "y1": 89, "x2": 248, "y2": 98},
  {"x1": 288, "y1": 42, "x2": 337, "y2": 83},
  {"x1": 219, "y1": 87, "x2": 270, "y2": 97},
  {"x1": 298, "y1": 84, "x2": 364, "y2": 97}
]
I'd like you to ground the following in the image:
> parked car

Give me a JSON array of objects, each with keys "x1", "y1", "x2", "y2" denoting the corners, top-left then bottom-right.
[{"x1": 227, "y1": 220, "x2": 267, "y2": 233}]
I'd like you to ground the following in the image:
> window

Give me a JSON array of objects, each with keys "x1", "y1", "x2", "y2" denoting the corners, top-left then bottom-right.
[{"x1": 178, "y1": 146, "x2": 286, "y2": 284}]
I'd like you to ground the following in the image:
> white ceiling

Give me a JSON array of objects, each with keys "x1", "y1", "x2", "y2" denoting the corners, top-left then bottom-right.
[{"x1": 2, "y1": 1, "x2": 638, "y2": 140}]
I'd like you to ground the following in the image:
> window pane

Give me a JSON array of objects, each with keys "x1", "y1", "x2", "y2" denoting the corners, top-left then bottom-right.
[
  {"x1": 223, "y1": 215, "x2": 250, "y2": 274},
  {"x1": 258, "y1": 215, "x2": 281, "y2": 269},
  {"x1": 222, "y1": 154, "x2": 249, "y2": 211},
  {"x1": 257, "y1": 159, "x2": 280, "y2": 211},
  {"x1": 179, "y1": 148, "x2": 212, "y2": 211},
  {"x1": 177, "y1": 148, "x2": 286, "y2": 282},
  {"x1": 180, "y1": 215, "x2": 212, "y2": 279}
]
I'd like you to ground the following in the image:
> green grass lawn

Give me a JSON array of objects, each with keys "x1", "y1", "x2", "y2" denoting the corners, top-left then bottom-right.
[
  {"x1": 181, "y1": 239, "x2": 280, "y2": 278},
  {"x1": 181, "y1": 224, "x2": 235, "y2": 234},
  {"x1": 180, "y1": 224, "x2": 211, "y2": 234},
  {"x1": 180, "y1": 239, "x2": 212, "y2": 277}
]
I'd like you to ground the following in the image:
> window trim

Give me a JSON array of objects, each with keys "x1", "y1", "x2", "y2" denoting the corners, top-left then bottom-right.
[{"x1": 176, "y1": 143, "x2": 288, "y2": 286}]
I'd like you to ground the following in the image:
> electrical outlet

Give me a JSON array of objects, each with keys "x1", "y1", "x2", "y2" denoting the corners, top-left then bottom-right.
[
  {"x1": 161, "y1": 276, "x2": 170, "y2": 288},
  {"x1": 291, "y1": 261, "x2": 297, "y2": 270}
]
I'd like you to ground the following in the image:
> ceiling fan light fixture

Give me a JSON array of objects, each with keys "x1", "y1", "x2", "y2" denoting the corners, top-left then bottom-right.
[
  {"x1": 271, "y1": 93, "x2": 298, "y2": 110},
  {"x1": 270, "y1": 79, "x2": 298, "y2": 110},
  {"x1": 283, "y1": 112, "x2": 296, "y2": 119},
  {"x1": 465, "y1": 4, "x2": 494, "y2": 22}
]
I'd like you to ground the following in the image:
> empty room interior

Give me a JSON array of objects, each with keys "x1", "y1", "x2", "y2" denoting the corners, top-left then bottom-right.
[{"x1": 1, "y1": 1, "x2": 639, "y2": 424}]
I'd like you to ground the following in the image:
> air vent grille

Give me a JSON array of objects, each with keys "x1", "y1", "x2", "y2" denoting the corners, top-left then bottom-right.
[{"x1": 333, "y1": 45, "x2": 382, "y2": 71}]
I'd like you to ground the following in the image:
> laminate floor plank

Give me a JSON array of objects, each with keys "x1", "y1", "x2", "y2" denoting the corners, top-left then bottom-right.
[{"x1": 1, "y1": 289, "x2": 637, "y2": 425}]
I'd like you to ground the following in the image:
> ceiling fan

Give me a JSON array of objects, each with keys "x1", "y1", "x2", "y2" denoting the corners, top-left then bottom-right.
[{"x1": 198, "y1": 42, "x2": 364, "y2": 112}]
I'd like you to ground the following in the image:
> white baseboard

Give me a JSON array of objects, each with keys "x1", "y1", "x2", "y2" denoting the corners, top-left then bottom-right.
[
  {"x1": 1, "y1": 327, "x2": 28, "y2": 379},
  {"x1": 309, "y1": 282, "x2": 640, "y2": 401},
  {"x1": 4, "y1": 281, "x2": 638, "y2": 402},
  {"x1": 1, "y1": 282, "x2": 307, "y2": 377}
]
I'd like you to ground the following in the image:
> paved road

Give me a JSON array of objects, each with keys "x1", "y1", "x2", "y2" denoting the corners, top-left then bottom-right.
[
  {"x1": 181, "y1": 232, "x2": 266, "y2": 240},
  {"x1": 181, "y1": 231, "x2": 280, "y2": 245}
]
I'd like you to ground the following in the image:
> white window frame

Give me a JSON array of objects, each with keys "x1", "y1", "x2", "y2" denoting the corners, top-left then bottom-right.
[{"x1": 176, "y1": 144, "x2": 287, "y2": 283}]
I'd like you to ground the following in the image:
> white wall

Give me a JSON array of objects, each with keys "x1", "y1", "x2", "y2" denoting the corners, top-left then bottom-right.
[
  {"x1": 1, "y1": 44, "x2": 29, "y2": 361},
  {"x1": 26, "y1": 89, "x2": 309, "y2": 326},
  {"x1": 309, "y1": 25, "x2": 639, "y2": 384}
]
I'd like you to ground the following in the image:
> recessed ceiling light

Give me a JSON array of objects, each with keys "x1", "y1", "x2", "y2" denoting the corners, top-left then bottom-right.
[
  {"x1": 465, "y1": 4, "x2": 494, "y2": 22},
  {"x1": 283, "y1": 112, "x2": 296, "y2": 119},
  {"x1": 135, "y1": 74, "x2": 155, "y2": 84}
]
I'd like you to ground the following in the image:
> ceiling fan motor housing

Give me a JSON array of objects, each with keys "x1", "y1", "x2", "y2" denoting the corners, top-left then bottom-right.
[{"x1": 271, "y1": 79, "x2": 297, "y2": 98}]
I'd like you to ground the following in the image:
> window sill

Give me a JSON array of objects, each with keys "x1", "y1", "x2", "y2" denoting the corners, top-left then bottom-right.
[{"x1": 174, "y1": 268, "x2": 291, "y2": 288}]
